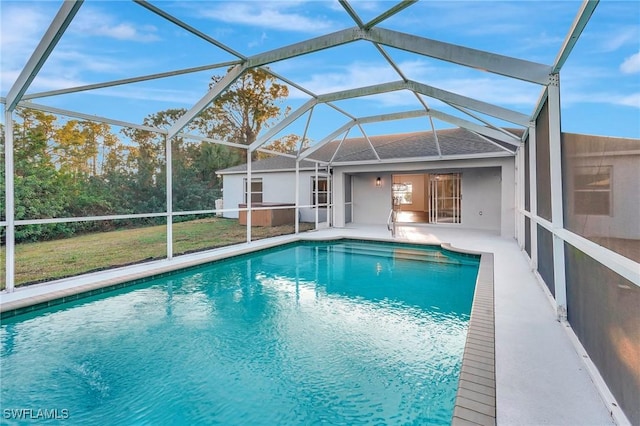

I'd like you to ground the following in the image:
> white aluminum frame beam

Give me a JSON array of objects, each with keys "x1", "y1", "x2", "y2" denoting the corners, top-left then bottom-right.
[
  {"x1": 365, "y1": 27, "x2": 554, "y2": 85},
  {"x1": 548, "y1": 82, "x2": 568, "y2": 320},
  {"x1": 168, "y1": 26, "x2": 370, "y2": 141},
  {"x1": 338, "y1": 0, "x2": 365, "y2": 28},
  {"x1": 15, "y1": 101, "x2": 166, "y2": 134},
  {"x1": 179, "y1": 133, "x2": 249, "y2": 151},
  {"x1": 245, "y1": 28, "x2": 362, "y2": 68},
  {"x1": 249, "y1": 99, "x2": 318, "y2": 150},
  {"x1": 300, "y1": 110, "x2": 429, "y2": 161},
  {"x1": 165, "y1": 134, "x2": 173, "y2": 259},
  {"x1": 408, "y1": 80, "x2": 530, "y2": 126},
  {"x1": 167, "y1": 23, "x2": 539, "y2": 143},
  {"x1": 363, "y1": 1, "x2": 418, "y2": 30},
  {"x1": 263, "y1": 66, "x2": 356, "y2": 123},
  {"x1": 339, "y1": 1, "x2": 413, "y2": 89},
  {"x1": 358, "y1": 109, "x2": 428, "y2": 124},
  {"x1": 429, "y1": 116, "x2": 442, "y2": 157},
  {"x1": 357, "y1": 124, "x2": 381, "y2": 161},
  {"x1": 167, "y1": 64, "x2": 246, "y2": 138},
  {"x1": 134, "y1": 0, "x2": 246, "y2": 60},
  {"x1": 428, "y1": 109, "x2": 522, "y2": 146},
  {"x1": 552, "y1": 0, "x2": 599, "y2": 73},
  {"x1": 530, "y1": 1, "x2": 597, "y2": 122},
  {"x1": 299, "y1": 121, "x2": 355, "y2": 160},
  {"x1": 297, "y1": 79, "x2": 528, "y2": 127},
  {"x1": 329, "y1": 129, "x2": 352, "y2": 164},
  {"x1": 339, "y1": 0, "x2": 417, "y2": 31},
  {"x1": 317, "y1": 80, "x2": 406, "y2": 103},
  {"x1": 4, "y1": 110, "x2": 15, "y2": 291},
  {"x1": 528, "y1": 124, "x2": 539, "y2": 270},
  {"x1": 300, "y1": 106, "x2": 520, "y2": 163},
  {"x1": 5, "y1": 0, "x2": 83, "y2": 111},
  {"x1": 448, "y1": 103, "x2": 523, "y2": 141},
  {"x1": 376, "y1": 44, "x2": 410, "y2": 81},
  {"x1": 299, "y1": 106, "x2": 314, "y2": 153},
  {"x1": 22, "y1": 61, "x2": 241, "y2": 100},
  {"x1": 262, "y1": 68, "x2": 318, "y2": 98},
  {"x1": 475, "y1": 132, "x2": 519, "y2": 154}
]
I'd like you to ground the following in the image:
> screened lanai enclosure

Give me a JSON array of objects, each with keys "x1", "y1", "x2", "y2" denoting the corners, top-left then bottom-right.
[{"x1": 1, "y1": 0, "x2": 639, "y2": 424}]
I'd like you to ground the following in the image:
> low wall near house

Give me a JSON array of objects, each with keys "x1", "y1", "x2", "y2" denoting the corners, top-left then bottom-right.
[{"x1": 238, "y1": 203, "x2": 295, "y2": 226}]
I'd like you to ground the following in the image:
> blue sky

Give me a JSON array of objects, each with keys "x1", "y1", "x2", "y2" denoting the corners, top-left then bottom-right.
[{"x1": 1, "y1": 0, "x2": 639, "y2": 143}]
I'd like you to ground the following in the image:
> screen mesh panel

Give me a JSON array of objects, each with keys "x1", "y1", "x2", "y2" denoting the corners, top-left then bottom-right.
[
  {"x1": 537, "y1": 225, "x2": 555, "y2": 295},
  {"x1": 565, "y1": 243, "x2": 640, "y2": 425}
]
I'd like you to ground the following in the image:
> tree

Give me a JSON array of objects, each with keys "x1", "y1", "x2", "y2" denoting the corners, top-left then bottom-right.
[
  {"x1": 8, "y1": 116, "x2": 75, "y2": 241},
  {"x1": 55, "y1": 120, "x2": 97, "y2": 179},
  {"x1": 202, "y1": 68, "x2": 291, "y2": 161},
  {"x1": 256, "y1": 134, "x2": 307, "y2": 160}
]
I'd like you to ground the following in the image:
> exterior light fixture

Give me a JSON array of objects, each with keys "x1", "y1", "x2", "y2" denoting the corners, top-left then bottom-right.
[{"x1": 376, "y1": 177, "x2": 382, "y2": 187}]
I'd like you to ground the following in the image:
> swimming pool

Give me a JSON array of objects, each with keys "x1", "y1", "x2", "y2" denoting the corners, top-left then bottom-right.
[{"x1": 1, "y1": 239, "x2": 480, "y2": 425}]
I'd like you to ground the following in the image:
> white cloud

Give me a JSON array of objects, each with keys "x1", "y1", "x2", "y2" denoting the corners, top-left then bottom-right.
[
  {"x1": 52, "y1": 50, "x2": 132, "y2": 74},
  {"x1": 292, "y1": 59, "x2": 538, "y2": 109},
  {"x1": 91, "y1": 87, "x2": 201, "y2": 105},
  {"x1": 296, "y1": 60, "x2": 434, "y2": 96},
  {"x1": 613, "y1": 92, "x2": 640, "y2": 108},
  {"x1": 0, "y1": 4, "x2": 159, "y2": 96},
  {"x1": 620, "y1": 51, "x2": 640, "y2": 74},
  {"x1": 562, "y1": 89, "x2": 640, "y2": 109},
  {"x1": 198, "y1": 3, "x2": 337, "y2": 33},
  {"x1": 70, "y1": 8, "x2": 160, "y2": 42},
  {"x1": 0, "y1": 4, "x2": 56, "y2": 93},
  {"x1": 248, "y1": 32, "x2": 268, "y2": 49},
  {"x1": 597, "y1": 25, "x2": 639, "y2": 52},
  {"x1": 433, "y1": 78, "x2": 538, "y2": 107},
  {"x1": 29, "y1": 75, "x2": 91, "y2": 92},
  {"x1": 561, "y1": 63, "x2": 640, "y2": 109},
  {"x1": 330, "y1": 0, "x2": 385, "y2": 14}
]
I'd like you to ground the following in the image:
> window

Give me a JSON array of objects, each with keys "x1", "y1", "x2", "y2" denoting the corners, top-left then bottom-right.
[
  {"x1": 574, "y1": 166, "x2": 611, "y2": 215},
  {"x1": 398, "y1": 183, "x2": 413, "y2": 205},
  {"x1": 391, "y1": 182, "x2": 412, "y2": 205},
  {"x1": 312, "y1": 177, "x2": 329, "y2": 206},
  {"x1": 243, "y1": 178, "x2": 263, "y2": 204}
]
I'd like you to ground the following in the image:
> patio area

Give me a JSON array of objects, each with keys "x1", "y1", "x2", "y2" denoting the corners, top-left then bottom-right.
[{"x1": 0, "y1": 225, "x2": 618, "y2": 425}]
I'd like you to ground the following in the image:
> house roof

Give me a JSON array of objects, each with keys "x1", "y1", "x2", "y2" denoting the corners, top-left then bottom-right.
[{"x1": 217, "y1": 127, "x2": 521, "y2": 175}]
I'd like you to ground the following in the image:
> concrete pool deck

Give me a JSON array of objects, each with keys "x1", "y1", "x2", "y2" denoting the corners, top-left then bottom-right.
[{"x1": 0, "y1": 225, "x2": 620, "y2": 425}]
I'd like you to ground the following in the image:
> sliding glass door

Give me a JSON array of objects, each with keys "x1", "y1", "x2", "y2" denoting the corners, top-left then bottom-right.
[{"x1": 429, "y1": 173, "x2": 461, "y2": 223}]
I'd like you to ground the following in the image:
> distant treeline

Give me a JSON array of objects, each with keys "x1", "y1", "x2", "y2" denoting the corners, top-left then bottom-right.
[
  {"x1": 0, "y1": 107, "x2": 243, "y2": 242},
  {"x1": 0, "y1": 69, "x2": 300, "y2": 243}
]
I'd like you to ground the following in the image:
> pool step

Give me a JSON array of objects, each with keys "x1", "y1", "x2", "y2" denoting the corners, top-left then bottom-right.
[{"x1": 326, "y1": 243, "x2": 471, "y2": 266}]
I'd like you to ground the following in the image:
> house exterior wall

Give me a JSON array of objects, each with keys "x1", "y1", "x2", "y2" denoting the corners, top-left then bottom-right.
[
  {"x1": 462, "y1": 167, "x2": 502, "y2": 232},
  {"x1": 332, "y1": 156, "x2": 515, "y2": 237},
  {"x1": 566, "y1": 154, "x2": 640, "y2": 240},
  {"x1": 220, "y1": 156, "x2": 516, "y2": 237},
  {"x1": 220, "y1": 170, "x2": 328, "y2": 223}
]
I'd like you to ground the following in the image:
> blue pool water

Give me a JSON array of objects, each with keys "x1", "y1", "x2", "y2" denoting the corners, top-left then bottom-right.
[{"x1": 1, "y1": 240, "x2": 479, "y2": 425}]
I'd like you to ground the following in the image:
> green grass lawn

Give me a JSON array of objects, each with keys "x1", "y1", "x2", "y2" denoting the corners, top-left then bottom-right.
[{"x1": 0, "y1": 218, "x2": 315, "y2": 289}]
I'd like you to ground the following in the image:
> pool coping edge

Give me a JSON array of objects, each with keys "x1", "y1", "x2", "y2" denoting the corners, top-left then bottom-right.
[{"x1": 451, "y1": 249, "x2": 496, "y2": 426}]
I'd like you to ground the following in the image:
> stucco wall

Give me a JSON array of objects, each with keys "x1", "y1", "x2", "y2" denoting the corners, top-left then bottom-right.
[
  {"x1": 220, "y1": 171, "x2": 327, "y2": 223},
  {"x1": 351, "y1": 172, "x2": 394, "y2": 224},
  {"x1": 333, "y1": 157, "x2": 515, "y2": 237},
  {"x1": 221, "y1": 156, "x2": 516, "y2": 237},
  {"x1": 461, "y1": 168, "x2": 502, "y2": 232},
  {"x1": 567, "y1": 155, "x2": 640, "y2": 240}
]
